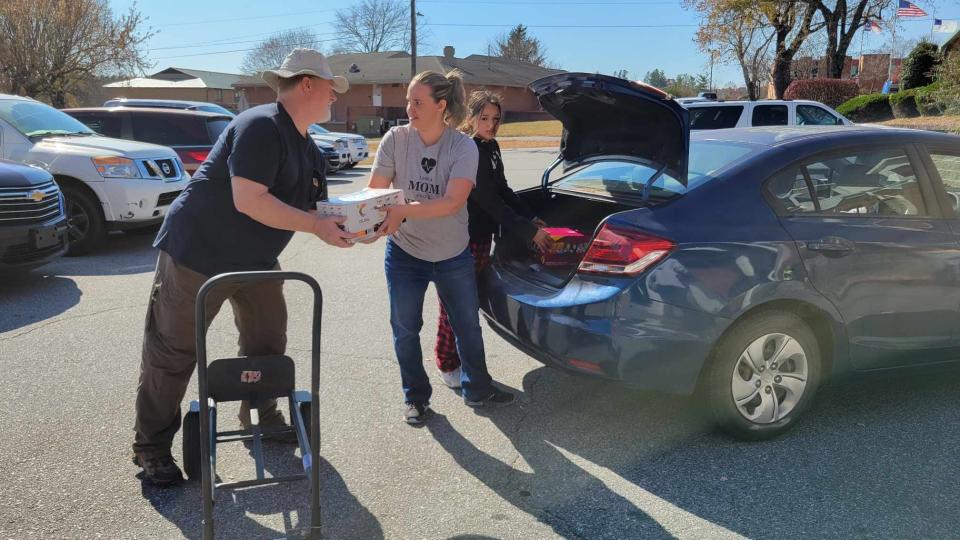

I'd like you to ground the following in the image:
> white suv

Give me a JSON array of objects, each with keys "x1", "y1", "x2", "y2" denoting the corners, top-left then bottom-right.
[
  {"x1": 683, "y1": 99, "x2": 853, "y2": 130},
  {"x1": 308, "y1": 124, "x2": 369, "y2": 169},
  {"x1": 0, "y1": 94, "x2": 189, "y2": 254}
]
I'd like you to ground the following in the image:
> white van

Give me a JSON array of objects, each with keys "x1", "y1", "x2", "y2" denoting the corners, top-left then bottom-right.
[
  {"x1": 683, "y1": 100, "x2": 853, "y2": 130},
  {"x1": 0, "y1": 94, "x2": 189, "y2": 254}
]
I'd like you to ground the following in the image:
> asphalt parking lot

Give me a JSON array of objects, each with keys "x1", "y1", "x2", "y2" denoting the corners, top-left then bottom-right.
[{"x1": 2, "y1": 148, "x2": 960, "y2": 540}]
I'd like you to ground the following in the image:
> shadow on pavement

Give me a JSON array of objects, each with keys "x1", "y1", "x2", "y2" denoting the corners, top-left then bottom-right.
[
  {"x1": 142, "y1": 444, "x2": 382, "y2": 540},
  {"x1": 429, "y1": 365, "x2": 960, "y2": 539},
  {"x1": 0, "y1": 273, "x2": 81, "y2": 333},
  {"x1": 45, "y1": 232, "x2": 159, "y2": 277}
]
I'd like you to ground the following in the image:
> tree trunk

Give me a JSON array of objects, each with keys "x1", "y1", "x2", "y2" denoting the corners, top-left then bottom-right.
[{"x1": 772, "y1": 56, "x2": 792, "y2": 99}]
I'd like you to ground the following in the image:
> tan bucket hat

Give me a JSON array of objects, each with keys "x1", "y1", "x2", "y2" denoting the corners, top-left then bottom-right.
[{"x1": 262, "y1": 48, "x2": 349, "y2": 93}]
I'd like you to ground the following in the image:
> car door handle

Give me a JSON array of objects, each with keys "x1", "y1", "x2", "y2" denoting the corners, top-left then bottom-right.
[{"x1": 806, "y1": 237, "x2": 854, "y2": 255}]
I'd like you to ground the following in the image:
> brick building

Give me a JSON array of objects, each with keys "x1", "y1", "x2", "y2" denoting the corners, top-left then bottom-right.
[
  {"x1": 767, "y1": 54, "x2": 903, "y2": 97},
  {"x1": 103, "y1": 67, "x2": 243, "y2": 111},
  {"x1": 233, "y1": 47, "x2": 565, "y2": 134}
]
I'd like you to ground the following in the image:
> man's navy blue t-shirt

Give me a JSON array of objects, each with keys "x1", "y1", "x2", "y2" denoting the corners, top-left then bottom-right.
[{"x1": 154, "y1": 102, "x2": 325, "y2": 276}]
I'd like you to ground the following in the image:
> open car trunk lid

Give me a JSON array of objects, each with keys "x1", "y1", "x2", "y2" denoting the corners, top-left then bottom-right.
[{"x1": 531, "y1": 72, "x2": 690, "y2": 185}]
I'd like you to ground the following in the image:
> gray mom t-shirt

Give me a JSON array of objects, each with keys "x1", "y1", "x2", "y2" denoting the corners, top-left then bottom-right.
[{"x1": 372, "y1": 125, "x2": 479, "y2": 262}]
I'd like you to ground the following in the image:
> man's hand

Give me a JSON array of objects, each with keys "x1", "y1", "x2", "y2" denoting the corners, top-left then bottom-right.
[
  {"x1": 532, "y1": 228, "x2": 552, "y2": 252},
  {"x1": 380, "y1": 204, "x2": 409, "y2": 236},
  {"x1": 313, "y1": 215, "x2": 357, "y2": 248}
]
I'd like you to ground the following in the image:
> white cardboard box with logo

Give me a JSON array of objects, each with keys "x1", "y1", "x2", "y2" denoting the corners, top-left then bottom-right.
[{"x1": 316, "y1": 188, "x2": 404, "y2": 242}]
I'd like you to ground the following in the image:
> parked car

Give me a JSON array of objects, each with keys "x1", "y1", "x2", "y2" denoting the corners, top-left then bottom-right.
[
  {"x1": 103, "y1": 98, "x2": 235, "y2": 116},
  {"x1": 0, "y1": 94, "x2": 189, "y2": 254},
  {"x1": 316, "y1": 139, "x2": 342, "y2": 174},
  {"x1": 683, "y1": 99, "x2": 853, "y2": 130},
  {"x1": 64, "y1": 107, "x2": 232, "y2": 174},
  {"x1": 308, "y1": 124, "x2": 369, "y2": 168},
  {"x1": 0, "y1": 159, "x2": 69, "y2": 272},
  {"x1": 480, "y1": 73, "x2": 960, "y2": 440}
]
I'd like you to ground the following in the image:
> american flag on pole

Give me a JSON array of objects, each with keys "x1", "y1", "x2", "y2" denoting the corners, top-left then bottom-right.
[
  {"x1": 864, "y1": 19, "x2": 883, "y2": 33},
  {"x1": 896, "y1": 0, "x2": 927, "y2": 17}
]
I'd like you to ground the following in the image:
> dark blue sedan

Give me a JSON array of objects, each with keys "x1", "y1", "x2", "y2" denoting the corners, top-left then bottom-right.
[{"x1": 480, "y1": 73, "x2": 960, "y2": 440}]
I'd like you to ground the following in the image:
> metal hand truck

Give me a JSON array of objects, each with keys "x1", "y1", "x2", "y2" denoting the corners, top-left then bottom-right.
[{"x1": 182, "y1": 271, "x2": 322, "y2": 540}]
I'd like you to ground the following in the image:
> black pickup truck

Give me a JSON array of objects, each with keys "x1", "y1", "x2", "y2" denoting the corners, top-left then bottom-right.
[{"x1": 0, "y1": 159, "x2": 69, "y2": 272}]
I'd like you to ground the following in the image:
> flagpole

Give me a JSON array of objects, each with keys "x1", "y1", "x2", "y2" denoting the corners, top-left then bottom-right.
[{"x1": 887, "y1": 8, "x2": 898, "y2": 86}]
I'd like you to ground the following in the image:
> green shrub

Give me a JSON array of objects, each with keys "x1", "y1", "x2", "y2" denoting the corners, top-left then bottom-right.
[
  {"x1": 914, "y1": 83, "x2": 944, "y2": 116},
  {"x1": 889, "y1": 89, "x2": 920, "y2": 118},
  {"x1": 901, "y1": 40, "x2": 941, "y2": 90},
  {"x1": 932, "y1": 52, "x2": 960, "y2": 114},
  {"x1": 836, "y1": 94, "x2": 893, "y2": 122}
]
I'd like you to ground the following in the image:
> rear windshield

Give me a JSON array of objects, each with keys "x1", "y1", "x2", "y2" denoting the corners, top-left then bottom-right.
[
  {"x1": 131, "y1": 113, "x2": 220, "y2": 146},
  {"x1": 552, "y1": 140, "x2": 757, "y2": 200},
  {"x1": 206, "y1": 118, "x2": 230, "y2": 143},
  {"x1": 689, "y1": 106, "x2": 743, "y2": 129}
]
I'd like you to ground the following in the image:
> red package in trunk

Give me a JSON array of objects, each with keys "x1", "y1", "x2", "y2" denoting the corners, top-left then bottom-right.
[{"x1": 538, "y1": 227, "x2": 590, "y2": 266}]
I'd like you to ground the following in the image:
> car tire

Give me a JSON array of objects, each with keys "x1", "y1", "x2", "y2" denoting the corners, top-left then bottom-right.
[
  {"x1": 701, "y1": 310, "x2": 822, "y2": 441},
  {"x1": 343, "y1": 162, "x2": 357, "y2": 169},
  {"x1": 182, "y1": 410, "x2": 201, "y2": 480},
  {"x1": 61, "y1": 185, "x2": 106, "y2": 256}
]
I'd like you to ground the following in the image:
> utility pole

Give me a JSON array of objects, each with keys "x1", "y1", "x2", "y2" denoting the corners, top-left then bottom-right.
[{"x1": 410, "y1": 0, "x2": 417, "y2": 77}]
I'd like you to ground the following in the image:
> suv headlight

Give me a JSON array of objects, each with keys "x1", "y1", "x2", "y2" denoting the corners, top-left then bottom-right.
[{"x1": 92, "y1": 156, "x2": 141, "y2": 178}]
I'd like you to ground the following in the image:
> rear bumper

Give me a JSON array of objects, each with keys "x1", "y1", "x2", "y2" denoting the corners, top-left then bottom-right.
[
  {"x1": 480, "y1": 264, "x2": 730, "y2": 395},
  {"x1": 0, "y1": 215, "x2": 69, "y2": 271}
]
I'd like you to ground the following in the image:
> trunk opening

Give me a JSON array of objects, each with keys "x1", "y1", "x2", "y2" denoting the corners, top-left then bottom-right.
[{"x1": 493, "y1": 189, "x2": 643, "y2": 288}]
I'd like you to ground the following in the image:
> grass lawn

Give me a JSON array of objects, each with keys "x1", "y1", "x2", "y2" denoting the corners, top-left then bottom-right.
[
  {"x1": 357, "y1": 127, "x2": 559, "y2": 165},
  {"x1": 497, "y1": 120, "x2": 563, "y2": 137},
  {"x1": 877, "y1": 116, "x2": 960, "y2": 133}
]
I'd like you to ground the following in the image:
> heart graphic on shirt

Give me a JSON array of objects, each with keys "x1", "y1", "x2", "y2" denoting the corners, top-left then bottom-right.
[{"x1": 421, "y1": 157, "x2": 437, "y2": 174}]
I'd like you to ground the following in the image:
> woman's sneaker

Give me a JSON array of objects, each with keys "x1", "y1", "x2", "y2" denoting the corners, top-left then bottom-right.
[
  {"x1": 403, "y1": 402, "x2": 433, "y2": 425},
  {"x1": 464, "y1": 387, "x2": 516, "y2": 408},
  {"x1": 440, "y1": 367, "x2": 462, "y2": 389}
]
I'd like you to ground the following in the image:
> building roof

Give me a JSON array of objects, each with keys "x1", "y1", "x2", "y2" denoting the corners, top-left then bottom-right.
[
  {"x1": 942, "y1": 29, "x2": 960, "y2": 54},
  {"x1": 104, "y1": 67, "x2": 243, "y2": 90},
  {"x1": 233, "y1": 49, "x2": 564, "y2": 89}
]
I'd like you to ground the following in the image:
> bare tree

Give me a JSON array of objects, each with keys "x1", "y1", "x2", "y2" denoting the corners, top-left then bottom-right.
[
  {"x1": 334, "y1": 0, "x2": 427, "y2": 53},
  {"x1": 0, "y1": 0, "x2": 153, "y2": 107},
  {"x1": 240, "y1": 29, "x2": 321, "y2": 74},
  {"x1": 494, "y1": 25, "x2": 548, "y2": 66},
  {"x1": 686, "y1": 0, "x2": 774, "y2": 100},
  {"x1": 813, "y1": 0, "x2": 890, "y2": 78}
]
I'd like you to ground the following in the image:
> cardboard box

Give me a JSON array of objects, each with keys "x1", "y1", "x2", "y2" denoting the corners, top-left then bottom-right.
[
  {"x1": 316, "y1": 188, "x2": 404, "y2": 242},
  {"x1": 538, "y1": 227, "x2": 590, "y2": 266}
]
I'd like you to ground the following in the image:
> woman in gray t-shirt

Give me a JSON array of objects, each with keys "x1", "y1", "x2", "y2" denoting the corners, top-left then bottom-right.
[{"x1": 368, "y1": 70, "x2": 516, "y2": 424}]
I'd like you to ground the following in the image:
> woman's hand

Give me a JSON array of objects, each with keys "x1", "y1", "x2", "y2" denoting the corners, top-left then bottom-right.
[
  {"x1": 532, "y1": 228, "x2": 552, "y2": 252},
  {"x1": 380, "y1": 204, "x2": 409, "y2": 236}
]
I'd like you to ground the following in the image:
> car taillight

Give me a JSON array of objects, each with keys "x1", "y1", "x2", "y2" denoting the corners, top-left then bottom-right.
[
  {"x1": 177, "y1": 149, "x2": 209, "y2": 163},
  {"x1": 578, "y1": 224, "x2": 675, "y2": 276}
]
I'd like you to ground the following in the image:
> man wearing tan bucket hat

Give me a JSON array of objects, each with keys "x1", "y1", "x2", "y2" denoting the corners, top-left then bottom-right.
[{"x1": 132, "y1": 49, "x2": 353, "y2": 487}]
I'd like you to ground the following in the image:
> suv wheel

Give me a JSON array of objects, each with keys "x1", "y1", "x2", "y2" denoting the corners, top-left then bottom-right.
[
  {"x1": 701, "y1": 310, "x2": 821, "y2": 440},
  {"x1": 62, "y1": 185, "x2": 106, "y2": 255}
]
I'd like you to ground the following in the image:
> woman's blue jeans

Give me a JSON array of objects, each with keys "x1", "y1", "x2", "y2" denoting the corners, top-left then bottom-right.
[{"x1": 385, "y1": 240, "x2": 493, "y2": 404}]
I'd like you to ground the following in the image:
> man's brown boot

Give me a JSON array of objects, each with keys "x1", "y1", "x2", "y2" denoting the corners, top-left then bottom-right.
[{"x1": 133, "y1": 453, "x2": 185, "y2": 487}]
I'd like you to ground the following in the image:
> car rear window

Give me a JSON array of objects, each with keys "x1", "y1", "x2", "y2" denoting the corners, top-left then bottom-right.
[
  {"x1": 206, "y1": 118, "x2": 230, "y2": 143},
  {"x1": 689, "y1": 106, "x2": 743, "y2": 129},
  {"x1": 70, "y1": 112, "x2": 123, "y2": 138},
  {"x1": 553, "y1": 141, "x2": 757, "y2": 200},
  {"x1": 752, "y1": 105, "x2": 788, "y2": 126},
  {"x1": 131, "y1": 113, "x2": 211, "y2": 146},
  {"x1": 766, "y1": 147, "x2": 928, "y2": 216}
]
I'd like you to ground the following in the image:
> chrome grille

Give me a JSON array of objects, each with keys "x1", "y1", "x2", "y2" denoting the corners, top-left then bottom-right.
[{"x1": 0, "y1": 180, "x2": 64, "y2": 226}]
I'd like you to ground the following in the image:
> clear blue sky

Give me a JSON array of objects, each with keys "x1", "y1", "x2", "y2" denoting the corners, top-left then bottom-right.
[{"x1": 110, "y1": 0, "x2": 959, "y2": 88}]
